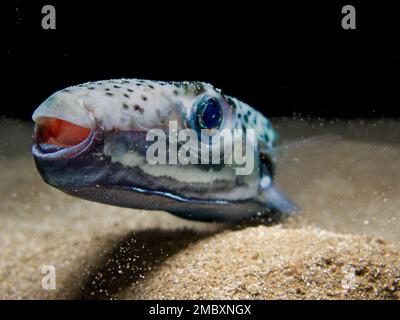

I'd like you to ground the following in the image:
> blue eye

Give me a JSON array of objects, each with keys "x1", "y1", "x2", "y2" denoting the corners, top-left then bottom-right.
[{"x1": 196, "y1": 98, "x2": 223, "y2": 130}]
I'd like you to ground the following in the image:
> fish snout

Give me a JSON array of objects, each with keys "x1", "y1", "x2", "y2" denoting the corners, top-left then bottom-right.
[{"x1": 31, "y1": 92, "x2": 103, "y2": 190}]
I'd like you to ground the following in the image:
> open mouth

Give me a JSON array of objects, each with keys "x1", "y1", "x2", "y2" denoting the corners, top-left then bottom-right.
[{"x1": 33, "y1": 117, "x2": 94, "y2": 156}]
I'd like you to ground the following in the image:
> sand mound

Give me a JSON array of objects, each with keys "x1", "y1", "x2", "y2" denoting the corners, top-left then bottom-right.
[
  {"x1": 2, "y1": 223, "x2": 399, "y2": 300},
  {"x1": 119, "y1": 226, "x2": 400, "y2": 300}
]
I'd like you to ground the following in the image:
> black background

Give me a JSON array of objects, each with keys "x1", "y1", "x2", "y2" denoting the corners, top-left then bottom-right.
[{"x1": 9, "y1": 1, "x2": 400, "y2": 120}]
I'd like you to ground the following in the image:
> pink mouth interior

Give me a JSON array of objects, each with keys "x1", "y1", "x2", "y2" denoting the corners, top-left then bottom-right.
[{"x1": 36, "y1": 117, "x2": 91, "y2": 147}]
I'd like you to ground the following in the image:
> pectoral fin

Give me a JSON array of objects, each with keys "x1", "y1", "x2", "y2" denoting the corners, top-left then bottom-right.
[
  {"x1": 261, "y1": 184, "x2": 300, "y2": 216},
  {"x1": 258, "y1": 155, "x2": 300, "y2": 216}
]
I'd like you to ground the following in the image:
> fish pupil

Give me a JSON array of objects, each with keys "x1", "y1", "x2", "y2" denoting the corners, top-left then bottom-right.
[{"x1": 198, "y1": 98, "x2": 222, "y2": 129}]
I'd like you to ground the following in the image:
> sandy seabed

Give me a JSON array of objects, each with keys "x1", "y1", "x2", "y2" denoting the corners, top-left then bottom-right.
[{"x1": 0, "y1": 118, "x2": 399, "y2": 299}]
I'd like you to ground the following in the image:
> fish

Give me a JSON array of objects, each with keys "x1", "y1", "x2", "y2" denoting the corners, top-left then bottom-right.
[{"x1": 32, "y1": 79, "x2": 298, "y2": 222}]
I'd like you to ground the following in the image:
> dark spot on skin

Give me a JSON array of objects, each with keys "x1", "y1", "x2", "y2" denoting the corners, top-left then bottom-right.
[
  {"x1": 136, "y1": 83, "x2": 142, "y2": 86},
  {"x1": 253, "y1": 117, "x2": 257, "y2": 125},
  {"x1": 264, "y1": 133, "x2": 269, "y2": 142},
  {"x1": 122, "y1": 103, "x2": 129, "y2": 110},
  {"x1": 244, "y1": 114, "x2": 249, "y2": 123},
  {"x1": 62, "y1": 89, "x2": 72, "y2": 93},
  {"x1": 134, "y1": 105, "x2": 144, "y2": 113},
  {"x1": 114, "y1": 85, "x2": 121, "y2": 89},
  {"x1": 148, "y1": 84, "x2": 154, "y2": 89},
  {"x1": 127, "y1": 88, "x2": 133, "y2": 92},
  {"x1": 238, "y1": 113, "x2": 242, "y2": 119},
  {"x1": 105, "y1": 88, "x2": 110, "y2": 91},
  {"x1": 242, "y1": 124, "x2": 247, "y2": 131},
  {"x1": 141, "y1": 95, "x2": 147, "y2": 101},
  {"x1": 123, "y1": 93, "x2": 130, "y2": 98},
  {"x1": 105, "y1": 92, "x2": 114, "y2": 96},
  {"x1": 226, "y1": 97, "x2": 236, "y2": 111},
  {"x1": 122, "y1": 80, "x2": 130, "y2": 84},
  {"x1": 173, "y1": 90, "x2": 179, "y2": 96}
]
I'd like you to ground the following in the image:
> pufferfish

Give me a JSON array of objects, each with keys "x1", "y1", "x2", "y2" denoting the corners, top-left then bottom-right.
[{"x1": 32, "y1": 79, "x2": 298, "y2": 222}]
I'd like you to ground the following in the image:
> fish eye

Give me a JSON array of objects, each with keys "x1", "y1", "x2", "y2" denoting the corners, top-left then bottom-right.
[{"x1": 196, "y1": 97, "x2": 223, "y2": 130}]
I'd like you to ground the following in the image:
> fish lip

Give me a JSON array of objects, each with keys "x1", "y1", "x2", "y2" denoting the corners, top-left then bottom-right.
[
  {"x1": 32, "y1": 112, "x2": 97, "y2": 160},
  {"x1": 32, "y1": 125, "x2": 96, "y2": 160}
]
